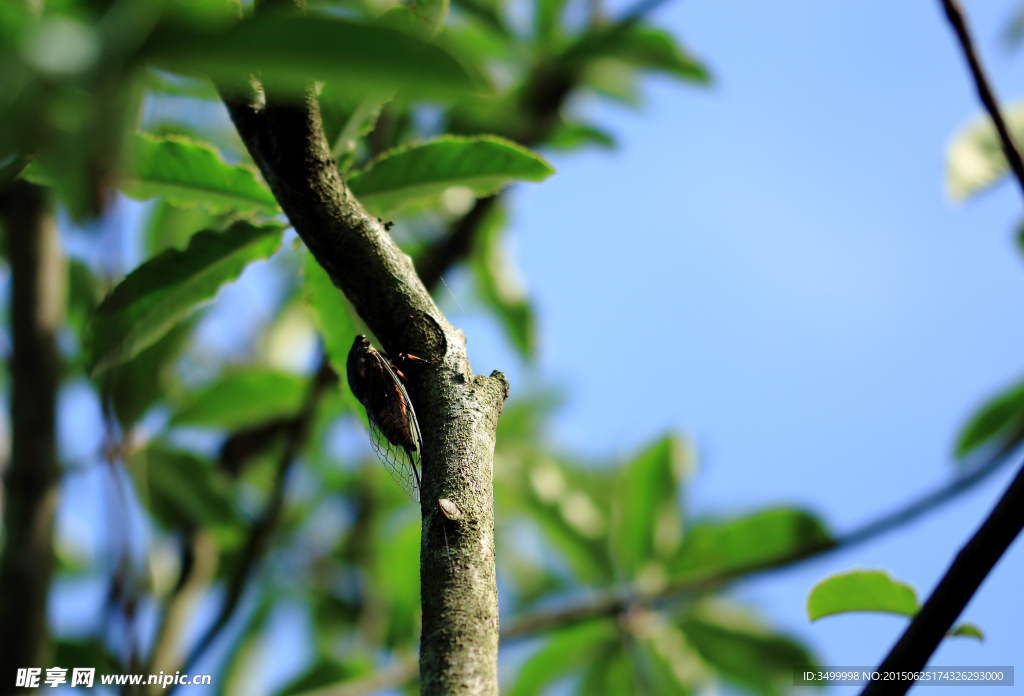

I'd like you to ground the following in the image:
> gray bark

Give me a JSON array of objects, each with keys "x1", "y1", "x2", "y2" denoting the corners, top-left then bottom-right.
[
  {"x1": 0, "y1": 181, "x2": 63, "y2": 693},
  {"x1": 220, "y1": 82, "x2": 508, "y2": 696}
]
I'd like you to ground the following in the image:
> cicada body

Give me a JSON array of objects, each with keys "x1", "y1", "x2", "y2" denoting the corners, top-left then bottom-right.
[{"x1": 347, "y1": 335, "x2": 423, "y2": 502}]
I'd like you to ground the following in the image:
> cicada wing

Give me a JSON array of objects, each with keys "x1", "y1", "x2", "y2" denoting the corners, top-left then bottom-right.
[
  {"x1": 367, "y1": 418, "x2": 421, "y2": 503},
  {"x1": 361, "y1": 351, "x2": 423, "y2": 504}
]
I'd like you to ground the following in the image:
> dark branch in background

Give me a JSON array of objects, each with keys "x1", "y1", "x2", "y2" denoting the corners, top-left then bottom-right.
[
  {"x1": 0, "y1": 181, "x2": 63, "y2": 695},
  {"x1": 860, "y1": 462, "x2": 1024, "y2": 696},
  {"x1": 415, "y1": 196, "x2": 496, "y2": 293},
  {"x1": 175, "y1": 361, "x2": 337, "y2": 680},
  {"x1": 849, "y1": 5, "x2": 1024, "y2": 690},
  {"x1": 941, "y1": 0, "x2": 1024, "y2": 200}
]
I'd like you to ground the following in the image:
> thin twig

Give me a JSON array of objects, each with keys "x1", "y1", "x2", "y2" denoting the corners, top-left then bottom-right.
[
  {"x1": 302, "y1": 448, "x2": 1018, "y2": 696},
  {"x1": 861, "y1": 461, "x2": 1024, "y2": 696},
  {"x1": 143, "y1": 531, "x2": 218, "y2": 695},
  {"x1": 175, "y1": 361, "x2": 337, "y2": 680},
  {"x1": 500, "y1": 447, "x2": 1017, "y2": 640},
  {"x1": 294, "y1": 655, "x2": 418, "y2": 696},
  {"x1": 941, "y1": 0, "x2": 1024, "y2": 201}
]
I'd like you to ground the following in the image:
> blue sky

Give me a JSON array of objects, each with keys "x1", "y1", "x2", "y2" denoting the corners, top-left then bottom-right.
[
  {"x1": 446, "y1": 0, "x2": 1024, "y2": 686},
  {"x1": 44, "y1": 0, "x2": 1024, "y2": 692}
]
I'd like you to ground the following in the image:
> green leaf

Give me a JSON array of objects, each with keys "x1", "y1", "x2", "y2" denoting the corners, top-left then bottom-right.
[
  {"x1": 679, "y1": 615, "x2": 817, "y2": 696},
  {"x1": 324, "y1": 87, "x2": 391, "y2": 163},
  {"x1": 101, "y1": 319, "x2": 194, "y2": 429},
  {"x1": 52, "y1": 640, "x2": 122, "y2": 674},
  {"x1": 565, "y1": 24, "x2": 710, "y2": 84},
  {"x1": 450, "y1": 0, "x2": 509, "y2": 38},
  {"x1": 611, "y1": 434, "x2": 688, "y2": 578},
  {"x1": 172, "y1": 367, "x2": 307, "y2": 431},
  {"x1": 379, "y1": 518, "x2": 422, "y2": 647},
  {"x1": 510, "y1": 457, "x2": 615, "y2": 583},
  {"x1": 946, "y1": 101, "x2": 1024, "y2": 201},
  {"x1": 121, "y1": 134, "x2": 280, "y2": 216},
  {"x1": 274, "y1": 657, "x2": 374, "y2": 696},
  {"x1": 807, "y1": 570, "x2": 919, "y2": 621},
  {"x1": 218, "y1": 594, "x2": 278, "y2": 696},
  {"x1": 377, "y1": 0, "x2": 449, "y2": 41},
  {"x1": 143, "y1": 14, "x2": 477, "y2": 100},
  {"x1": 955, "y1": 377, "x2": 1024, "y2": 458},
  {"x1": 634, "y1": 623, "x2": 702, "y2": 696},
  {"x1": 507, "y1": 620, "x2": 619, "y2": 696},
  {"x1": 545, "y1": 121, "x2": 617, "y2": 151},
  {"x1": 606, "y1": 27, "x2": 710, "y2": 82},
  {"x1": 535, "y1": 0, "x2": 569, "y2": 46},
  {"x1": 303, "y1": 252, "x2": 359, "y2": 394},
  {"x1": 470, "y1": 201, "x2": 536, "y2": 357},
  {"x1": 670, "y1": 508, "x2": 834, "y2": 581},
  {"x1": 347, "y1": 135, "x2": 554, "y2": 215},
  {"x1": 66, "y1": 260, "x2": 103, "y2": 338},
  {"x1": 576, "y1": 643, "x2": 636, "y2": 696},
  {"x1": 949, "y1": 623, "x2": 984, "y2": 641},
  {"x1": 583, "y1": 59, "x2": 641, "y2": 105},
  {"x1": 85, "y1": 221, "x2": 284, "y2": 374},
  {"x1": 130, "y1": 445, "x2": 239, "y2": 530},
  {"x1": 145, "y1": 199, "x2": 220, "y2": 256}
]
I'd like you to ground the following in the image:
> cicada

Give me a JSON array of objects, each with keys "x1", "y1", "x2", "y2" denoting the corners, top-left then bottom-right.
[{"x1": 346, "y1": 334, "x2": 424, "y2": 502}]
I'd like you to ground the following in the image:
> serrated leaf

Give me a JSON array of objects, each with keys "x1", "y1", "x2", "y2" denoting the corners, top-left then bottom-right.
[
  {"x1": 670, "y1": 508, "x2": 834, "y2": 581},
  {"x1": 470, "y1": 201, "x2": 536, "y2": 357},
  {"x1": 679, "y1": 616, "x2": 817, "y2": 696},
  {"x1": 86, "y1": 221, "x2": 284, "y2": 374},
  {"x1": 347, "y1": 135, "x2": 553, "y2": 215},
  {"x1": 946, "y1": 101, "x2": 1024, "y2": 201},
  {"x1": 611, "y1": 435, "x2": 688, "y2": 578},
  {"x1": 955, "y1": 377, "x2": 1024, "y2": 458},
  {"x1": 143, "y1": 14, "x2": 477, "y2": 100},
  {"x1": 949, "y1": 623, "x2": 984, "y2": 641},
  {"x1": 121, "y1": 134, "x2": 280, "y2": 216},
  {"x1": 807, "y1": 570, "x2": 919, "y2": 621},
  {"x1": 507, "y1": 620, "x2": 619, "y2": 696},
  {"x1": 172, "y1": 367, "x2": 306, "y2": 431}
]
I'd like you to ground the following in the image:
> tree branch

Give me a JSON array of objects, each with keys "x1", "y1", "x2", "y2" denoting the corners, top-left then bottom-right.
[
  {"x1": 219, "y1": 16, "x2": 509, "y2": 696},
  {"x1": 0, "y1": 181, "x2": 63, "y2": 694},
  {"x1": 940, "y1": 0, "x2": 1024, "y2": 201},
  {"x1": 861, "y1": 461, "x2": 1024, "y2": 696}
]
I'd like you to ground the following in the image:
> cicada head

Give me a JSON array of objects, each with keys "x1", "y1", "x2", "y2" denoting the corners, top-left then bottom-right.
[{"x1": 347, "y1": 334, "x2": 373, "y2": 404}]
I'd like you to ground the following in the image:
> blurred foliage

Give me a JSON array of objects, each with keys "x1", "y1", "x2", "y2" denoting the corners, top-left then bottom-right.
[{"x1": 0, "y1": 0, "x2": 839, "y2": 694}]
